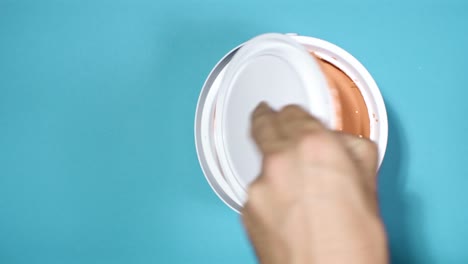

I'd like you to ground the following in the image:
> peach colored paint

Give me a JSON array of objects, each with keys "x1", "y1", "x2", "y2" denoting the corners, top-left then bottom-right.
[{"x1": 314, "y1": 54, "x2": 371, "y2": 138}]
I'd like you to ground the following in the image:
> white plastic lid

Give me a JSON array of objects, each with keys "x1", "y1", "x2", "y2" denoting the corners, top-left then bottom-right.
[{"x1": 214, "y1": 33, "x2": 335, "y2": 203}]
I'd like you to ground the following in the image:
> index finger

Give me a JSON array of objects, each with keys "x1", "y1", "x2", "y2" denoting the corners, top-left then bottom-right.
[{"x1": 251, "y1": 102, "x2": 282, "y2": 154}]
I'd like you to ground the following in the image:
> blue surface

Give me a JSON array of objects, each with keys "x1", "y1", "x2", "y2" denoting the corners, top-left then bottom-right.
[{"x1": 1, "y1": 0, "x2": 467, "y2": 263}]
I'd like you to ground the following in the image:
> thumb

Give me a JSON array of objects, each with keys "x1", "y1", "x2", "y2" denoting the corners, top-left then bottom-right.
[{"x1": 335, "y1": 132, "x2": 379, "y2": 185}]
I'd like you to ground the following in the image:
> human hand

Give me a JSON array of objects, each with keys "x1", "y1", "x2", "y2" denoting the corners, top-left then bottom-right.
[{"x1": 241, "y1": 103, "x2": 388, "y2": 264}]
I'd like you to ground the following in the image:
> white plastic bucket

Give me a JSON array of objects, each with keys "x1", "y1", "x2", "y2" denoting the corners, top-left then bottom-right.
[{"x1": 194, "y1": 33, "x2": 388, "y2": 212}]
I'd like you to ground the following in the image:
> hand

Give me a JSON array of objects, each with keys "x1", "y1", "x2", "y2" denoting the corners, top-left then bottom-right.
[{"x1": 241, "y1": 103, "x2": 388, "y2": 264}]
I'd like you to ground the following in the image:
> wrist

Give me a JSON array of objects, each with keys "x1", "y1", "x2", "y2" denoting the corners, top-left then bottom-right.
[{"x1": 283, "y1": 199, "x2": 387, "y2": 264}]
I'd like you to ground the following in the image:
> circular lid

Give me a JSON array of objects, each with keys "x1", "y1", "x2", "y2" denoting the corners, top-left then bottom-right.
[{"x1": 214, "y1": 33, "x2": 334, "y2": 203}]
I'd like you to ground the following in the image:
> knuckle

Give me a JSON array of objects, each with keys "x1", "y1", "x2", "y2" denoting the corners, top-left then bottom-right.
[
  {"x1": 278, "y1": 105, "x2": 307, "y2": 119},
  {"x1": 281, "y1": 104, "x2": 305, "y2": 114}
]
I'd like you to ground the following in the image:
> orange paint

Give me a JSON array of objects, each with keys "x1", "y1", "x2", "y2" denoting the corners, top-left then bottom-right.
[{"x1": 312, "y1": 54, "x2": 371, "y2": 138}]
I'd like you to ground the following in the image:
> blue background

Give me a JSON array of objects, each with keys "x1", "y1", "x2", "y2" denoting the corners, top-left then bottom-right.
[{"x1": 1, "y1": 0, "x2": 467, "y2": 263}]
